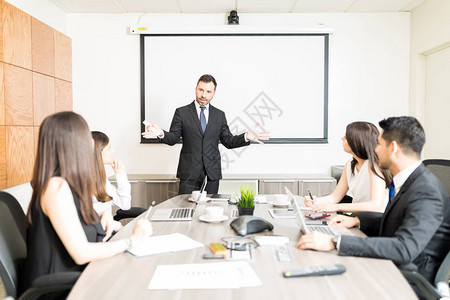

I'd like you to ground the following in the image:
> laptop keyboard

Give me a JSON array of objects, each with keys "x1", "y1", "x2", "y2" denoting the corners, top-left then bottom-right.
[
  {"x1": 169, "y1": 208, "x2": 192, "y2": 219},
  {"x1": 308, "y1": 225, "x2": 334, "y2": 235}
]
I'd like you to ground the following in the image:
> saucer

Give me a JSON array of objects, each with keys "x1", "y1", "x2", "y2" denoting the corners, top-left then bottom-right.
[
  {"x1": 268, "y1": 200, "x2": 291, "y2": 208},
  {"x1": 199, "y1": 214, "x2": 229, "y2": 223}
]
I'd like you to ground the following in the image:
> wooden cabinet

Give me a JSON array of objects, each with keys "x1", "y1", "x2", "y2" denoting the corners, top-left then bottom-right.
[
  {"x1": 259, "y1": 178, "x2": 336, "y2": 196},
  {"x1": 298, "y1": 179, "x2": 336, "y2": 197},
  {"x1": 111, "y1": 174, "x2": 335, "y2": 210},
  {"x1": 142, "y1": 180, "x2": 179, "y2": 207},
  {"x1": 109, "y1": 178, "x2": 179, "y2": 210},
  {"x1": 258, "y1": 180, "x2": 298, "y2": 194}
]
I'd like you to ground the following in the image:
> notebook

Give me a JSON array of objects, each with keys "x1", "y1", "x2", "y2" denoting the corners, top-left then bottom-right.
[
  {"x1": 285, "y1": 187, "x2": 354, "y2": 236},
  {"x1": 150, "y1": 177, "x2": 206, "y2": 221}
]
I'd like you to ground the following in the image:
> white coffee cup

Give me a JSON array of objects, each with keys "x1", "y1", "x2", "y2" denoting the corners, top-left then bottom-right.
[
  {"x1": 273, "y1": 194, "x2": 289, "y2": 204},
  {"x1": 192, "y1": 190, "x2": 207, "y2": 202},
  {"x1": 205, "y1": 206, "x2": 224, "y2": 220}
]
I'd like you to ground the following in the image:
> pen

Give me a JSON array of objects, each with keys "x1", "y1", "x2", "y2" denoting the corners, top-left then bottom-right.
[
  {"x1": 307, "y1": 189, "x2": 314, "y2": 204},
  {"x1": 144, "y1": 201, "x2": 156, "y2": 219}
]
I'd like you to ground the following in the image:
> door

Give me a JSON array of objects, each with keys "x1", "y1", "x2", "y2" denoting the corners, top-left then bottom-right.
[{"x1": 424, "y1": 45, "x2": 450, "y2": 159}]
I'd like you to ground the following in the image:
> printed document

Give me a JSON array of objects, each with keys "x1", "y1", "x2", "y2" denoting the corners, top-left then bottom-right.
[
  {"x1": 148, "y1": 261, "x2": 262, "y2": 289},
  {"x1": 128, "y1": 233, "x2": 204, "y2": 257}
]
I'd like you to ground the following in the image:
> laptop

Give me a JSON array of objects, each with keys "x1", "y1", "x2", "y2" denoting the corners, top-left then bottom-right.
[
  {"x1": 285, "y1": 187, "x2": 354, "y2": 236},
  {"x1": 150, "y1": 177, "x2": 206, "y2": 221}
]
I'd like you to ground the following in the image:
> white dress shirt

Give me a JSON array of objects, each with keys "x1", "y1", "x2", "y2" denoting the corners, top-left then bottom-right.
[
  {"x1": 92, "y1": 172, "x2": 131, "y2": 214},
  {"x1": 392, "y1": 160, "x2": 422, "y2": 196}
]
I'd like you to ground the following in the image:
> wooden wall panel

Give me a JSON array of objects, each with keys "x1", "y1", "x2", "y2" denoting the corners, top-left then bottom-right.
[
  {"x1": 32, "y1": 17, "x2": 55, "y2": 76},
  {"x1": 0, "y1": 0, "x2": 3, "y2": 62},
  {"x1": 4, "y1": 64, "x2": 33, "y2": 125},
  {"x1": 54, "y1": 30, "x2": 72, "y2": 81},
  {"x1": 6, "y1": 126, "x2": 34, "y2": 187},
  {"x1": 0, "y1": 62, "x2": 4, "y2": 125},
  {"x1": 33, "y1": 72, "x2": 55, "y2": 126},
  {"x1": 0, "y1": 126, "x2": 6, "y2": 189},
  {"x1": 0, "y1": 2, "x2": 72, "y2": 189},
  {"x1": 55, "y1": 79, "x2": 72, "y2": 112},
  {"x1": 2, "y1": 2, "x2": 32, "y2": 69},
  {"x1": 33, "y1": 126, "x2": 39, "y2": 159}
]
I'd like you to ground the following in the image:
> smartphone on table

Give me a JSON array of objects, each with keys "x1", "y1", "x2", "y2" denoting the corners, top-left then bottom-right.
[{"x1": 305, "y1": 213, "x2": 330, "y2": 220}]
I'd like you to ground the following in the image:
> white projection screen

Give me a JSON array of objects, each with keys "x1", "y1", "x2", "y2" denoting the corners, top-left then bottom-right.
[{"x1": 140, "y1": 33, "x2": 329, "y2": 143}]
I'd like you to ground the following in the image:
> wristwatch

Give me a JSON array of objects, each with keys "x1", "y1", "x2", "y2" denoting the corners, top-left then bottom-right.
[{"x1": 332, "y1": 235, "x2": 341, "y2": 251}]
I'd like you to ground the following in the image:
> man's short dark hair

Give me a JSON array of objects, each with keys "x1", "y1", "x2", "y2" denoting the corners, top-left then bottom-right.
[
  {"x1": 197, "y1": 74, "x2": 217, "y2": 90},
  {"x1": 379, "y1": 116, "x2": 425, "y2": 156}
]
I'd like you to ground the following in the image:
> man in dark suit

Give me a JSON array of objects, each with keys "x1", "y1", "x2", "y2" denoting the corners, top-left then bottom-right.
[
  {"x1": 298, "y1": 116, "x2": 449, "y2": 285},
  {"x1": 142, "y1": 74, "x2": 270, "y2": 194}
]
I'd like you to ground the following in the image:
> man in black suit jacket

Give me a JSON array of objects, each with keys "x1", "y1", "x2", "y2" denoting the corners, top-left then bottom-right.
[
  {"x1": 142, "y1": 74, "x2": 269, "y2": 194},
  {"x1": 298, "y1": 116, "x2": 449, "y2": 285}
]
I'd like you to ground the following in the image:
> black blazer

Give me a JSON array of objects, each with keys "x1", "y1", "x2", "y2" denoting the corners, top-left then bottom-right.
[
  {"x1": 340, "y1": 163, "x2": 450, "y2": 283},
  {"x1": 160, "y1": 102, "x2": 249, "y2": 181}
]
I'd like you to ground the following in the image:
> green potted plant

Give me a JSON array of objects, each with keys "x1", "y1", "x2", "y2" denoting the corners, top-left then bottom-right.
[{"x1": 237, "y1": 185, "x2": 255, "y2": 216}]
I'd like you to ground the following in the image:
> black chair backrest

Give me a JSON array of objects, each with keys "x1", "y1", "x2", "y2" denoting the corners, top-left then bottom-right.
[
  {"x1": 0, "y1": 191, "x2": 27, "y2": 298},
  {"x1": 423, "y1": 159, "x2": 450, "y2": 196},
  {"x1": 435, "y1": 250, "x2": 450, "y2": 287}
]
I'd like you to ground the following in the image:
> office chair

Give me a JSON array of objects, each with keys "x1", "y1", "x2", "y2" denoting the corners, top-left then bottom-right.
[
  {"x1": 400, "y1": 192, "x2": 450, "y2": 300},
  {"x1": 423, "y1": 159, "x2": 450, "y2": 196},
  {"x1": 0, "y1": 191, "x2": 80, "y2": 299},
  {"x1": 114, "y1": 207, "x2": 147, "y2": 221},
  {"x1": 400, "y1": 250, "x2": 450, "y2": 300}
]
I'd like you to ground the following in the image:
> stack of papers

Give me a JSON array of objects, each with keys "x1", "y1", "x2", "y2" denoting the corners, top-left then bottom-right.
[
  {"x1": 128, "y1": 233, "x2": 204, "y2": 257},
  {"x1": 148, "y1": 261, "x2": 262, "y2": 289}
]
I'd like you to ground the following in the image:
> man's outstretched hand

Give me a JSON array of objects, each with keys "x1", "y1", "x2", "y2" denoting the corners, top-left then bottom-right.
[
  {"x1": 142, "y1": 123, "x2": 163, "y2": 139},
  {"x1": 246, "y1": 123, "x2": 271, "y2": 144}
]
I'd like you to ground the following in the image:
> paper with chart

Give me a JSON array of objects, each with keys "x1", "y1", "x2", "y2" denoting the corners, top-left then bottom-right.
[
  {"x1": 148, "y1": 261, "x2": 262, "y2": 289},
  {"x1": 128, "y1": 233, "x2": 204, "y2": 257}
]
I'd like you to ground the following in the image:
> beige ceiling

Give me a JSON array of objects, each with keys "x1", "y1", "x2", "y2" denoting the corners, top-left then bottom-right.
[{"x1": 49, "y1": 0, "x2": 427, "y2": 13}]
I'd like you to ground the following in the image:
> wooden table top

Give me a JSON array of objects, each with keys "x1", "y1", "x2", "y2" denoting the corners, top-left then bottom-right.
[{"x1": 68, "y1": 195, "x2": 417, "y2": 300}]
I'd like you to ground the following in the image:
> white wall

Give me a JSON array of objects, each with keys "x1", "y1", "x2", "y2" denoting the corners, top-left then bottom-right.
[
  {"x1": 5, "y1": 0, "x2": 68, "y2": 35},
  {"x1": 68, "y1": 13, "x2": 410, "y2": 176}
]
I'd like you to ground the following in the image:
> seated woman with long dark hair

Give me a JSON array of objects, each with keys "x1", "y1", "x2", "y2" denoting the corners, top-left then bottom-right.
[
  {"x1": 21, "y1": 112, "x2": 152, "y2": 293},
  {"x1": 91, "y1": 131, "x2": 130, "y2": 213},
  {"x1": 305, "y1": 121, "x2": 392, "y2": 213}
]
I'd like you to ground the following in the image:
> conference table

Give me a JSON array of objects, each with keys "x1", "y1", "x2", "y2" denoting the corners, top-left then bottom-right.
[{"x1": 68, "y1": 195, "x2": 417, "y2": 299}]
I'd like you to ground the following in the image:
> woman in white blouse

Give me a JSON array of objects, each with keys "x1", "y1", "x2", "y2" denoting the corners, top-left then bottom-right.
[
  {"x1": 91, "y1": 131, "x2": 131, "y2": 216},
  {"x1": 305, "y1": 122, "x2": 392, "y2": 213}
]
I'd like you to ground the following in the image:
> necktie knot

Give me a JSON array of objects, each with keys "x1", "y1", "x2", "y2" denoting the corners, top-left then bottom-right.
[{"x1": 200, "y1": 106, "x2": 206, "y2": 111}]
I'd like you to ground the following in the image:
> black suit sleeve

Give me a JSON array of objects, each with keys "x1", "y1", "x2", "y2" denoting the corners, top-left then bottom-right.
[
  {"x1": 219, "y1": 113, "x2": 250, "y2": 149},
  {"x1": 353, "y1": 211, "x2": 383, "y2": 237},
  {"x1": 159, "y1": 108, "x2": 183, "y2": 146},
  {"x1": 339, "y1": 187, "x2": 445, "y2": 265}
]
